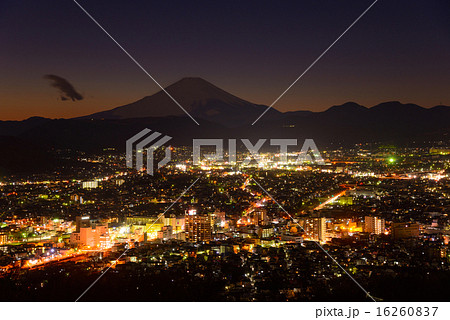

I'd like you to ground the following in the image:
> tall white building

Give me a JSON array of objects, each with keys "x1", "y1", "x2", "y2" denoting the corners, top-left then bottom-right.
[
  {"x1": 300, "y1": 217, "x2": 326, "y2": 242},
  {"x1": 365, "y1": 216, "x2": 385, "y2": 234}
]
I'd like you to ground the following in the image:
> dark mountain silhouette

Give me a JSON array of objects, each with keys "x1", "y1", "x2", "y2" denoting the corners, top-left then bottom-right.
[
  {"x1": 250, "y1": 100, "x2": 449, "y2": 145},
  {"x1": 0, "y1": 116, "x2": 50, "y2": 136},
  {"x1": 19, "y1": 116, "x2": 229, "y2": 152},
  {"x1": 0, "y1": 135, "x2": 56, "y2": 175},
  {"x1": 80, "y1": 77, "x2": 281, "y2": 127},
  {"x1": 0, "y1": 78, "x2": 449, "y2": 174}
]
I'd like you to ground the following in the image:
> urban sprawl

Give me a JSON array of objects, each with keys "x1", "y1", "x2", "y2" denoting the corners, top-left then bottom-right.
[{"x1": 0, "y1": 145, "x2": 449, "y2": 301}]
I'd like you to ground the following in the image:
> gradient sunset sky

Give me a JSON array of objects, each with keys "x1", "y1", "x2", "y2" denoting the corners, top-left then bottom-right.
[{"x1": 1, "y1": 0, "x2": 449, "y2": 120}]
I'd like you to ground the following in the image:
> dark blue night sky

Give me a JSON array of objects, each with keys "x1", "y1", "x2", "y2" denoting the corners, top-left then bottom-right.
[{"x1": 1, "y1": 0, "x2": 449, "y2": 119}]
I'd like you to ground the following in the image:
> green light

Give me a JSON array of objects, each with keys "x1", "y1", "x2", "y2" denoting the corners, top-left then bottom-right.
[{"x1": 388, "y1": 157, "x2": 395, "y2": 163}]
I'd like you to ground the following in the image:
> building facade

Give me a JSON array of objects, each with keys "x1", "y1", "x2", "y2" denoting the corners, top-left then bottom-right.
[
  {"x1": 185, "y1": 210, "x2": 212, "y2": 242},
  {"x1": 365, "y1": 216, "x2": 386, "y2": 235}
]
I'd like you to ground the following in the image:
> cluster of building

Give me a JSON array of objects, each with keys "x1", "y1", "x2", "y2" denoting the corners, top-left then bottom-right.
[{"x1": 0, "y1": 144, "x2": 449, "y2": 300}]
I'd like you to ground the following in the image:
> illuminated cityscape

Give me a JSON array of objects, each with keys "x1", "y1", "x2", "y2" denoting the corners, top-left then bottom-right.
[
  {"x1": 0, "y1": 145, "x2": 449, "y2": 301},
  {"x1": 1, "y1": 0, "x2": 450, "y2": 309}
]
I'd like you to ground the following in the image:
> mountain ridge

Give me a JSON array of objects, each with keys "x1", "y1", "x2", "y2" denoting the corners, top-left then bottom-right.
[
  {"x1": 78, "y1": 77, "x2": 282, "y2": 127},
  {"x1": 76, "y1": 77, "x2": 446, "y2": 127},
  {"x1": 0, "y1": 78, "x2": 448, "y2": 166}
]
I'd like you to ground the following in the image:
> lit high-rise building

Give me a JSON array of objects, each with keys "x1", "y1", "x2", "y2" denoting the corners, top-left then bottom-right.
[
  {"x1": 365, "y1": 216, "x2": 385, "y2": 234},
  {"x1": 300, "y1": 216, "x2": 326, "y2": 242},
  {"x1": 185, "y1": 209, "x2": 212, "y2": 243},
  {"x1": 249, "y1": 208, "x2": 268, "y2": 226}
]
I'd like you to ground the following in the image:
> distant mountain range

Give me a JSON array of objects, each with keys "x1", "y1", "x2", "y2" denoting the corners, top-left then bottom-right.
[
  {"x1": 1, "y1": 77, "x2": 449, "y2": 173},
  {"x1": 73, "y1": 77, "x2": 450, "y2": 144}
]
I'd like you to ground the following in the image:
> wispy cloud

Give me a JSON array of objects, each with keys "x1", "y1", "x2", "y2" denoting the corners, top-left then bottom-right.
[{"x1": 44, "y1": 74, "x2": 83, "y2": 101}]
